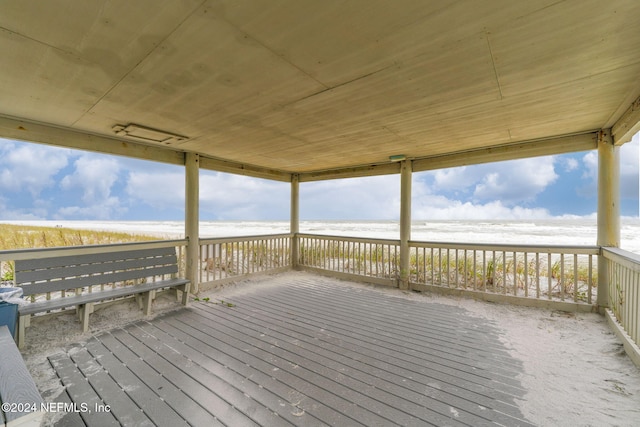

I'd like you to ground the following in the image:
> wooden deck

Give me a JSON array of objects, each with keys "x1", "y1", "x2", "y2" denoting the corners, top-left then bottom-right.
[{"x1": 47, "y1": 274, "x2": 534, "y2": 426}]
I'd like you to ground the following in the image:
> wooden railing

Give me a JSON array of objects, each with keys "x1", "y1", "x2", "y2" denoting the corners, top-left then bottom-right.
[
  {"x1": 0, "y1": 239, "x2": 188, "y2": 304},
  {"x1": 199, "y1": 234, "x2": 291, "y2": 284},
  {"x1": 2, "y1": 233, "x2": 636, "y2": 362},
  {"x1": 409, "y1": 241, "x2": 599, "y2": 304},
  {"x1": 297, "y1": 234, "x2": 600, "y2": 307},
  {"x1": 603, "y1": 247, "x2": 640, "y2": 350},
  {"x1": 297, "y1": 234, "x2": 400, "y2": 285}
]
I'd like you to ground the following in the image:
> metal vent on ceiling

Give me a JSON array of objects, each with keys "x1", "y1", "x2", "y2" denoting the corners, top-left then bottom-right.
[{"x1": 113, "y1": 124, "x2": 188, "y2": 144}]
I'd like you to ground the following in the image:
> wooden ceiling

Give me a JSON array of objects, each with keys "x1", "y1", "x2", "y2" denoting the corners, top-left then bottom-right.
[{"x1": 1, "y1": 0, "x2": 639, "y2": 181}]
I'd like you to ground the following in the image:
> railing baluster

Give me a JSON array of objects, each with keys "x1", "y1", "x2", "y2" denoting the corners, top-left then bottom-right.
[
  {"x1": 560, "y1": 253, "x2": 565, "y2": 301},
  {"x1": 536, "y1": 252, "x2": 540, "y2": 299},
  {"x1": 548, "y1": 253, "x2": 552, "y2": 300},
  {"x1": 513, "y1": 251, "x2": 517, "y2": 296}
]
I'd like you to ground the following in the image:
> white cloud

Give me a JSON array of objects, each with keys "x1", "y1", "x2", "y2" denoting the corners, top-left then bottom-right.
[
  {"x1": 0, "y1": 141, "x2": 69, "y2": 197},
  {"x1": 0, "y1": 196, "x2": 48, "y2": 220},
  {"x1": 413, "y1": 196, "x2": 552, "y2": 220},
  {"x1": 472, "y1": 157, "x2": 558, "y2": 204},
  {"x1": 562, "y1": 158, "x2": 579, "y2": 172},
  {"x1": 580, "y1": 138, "x2": 639, "y2": 200},
  {"x1": 55, "y1": 197, "x2": 126, "y2": 220},
  {"x1": 126, "y1": 171, "x2": 185, "y2": 210},
  {"x1": 432, "y1": 166, "x2": 475, "y2": 192},
  {"x1": 61, "y1": 155, "x2": 121, "y2": 203},
  {"x1": 125, "y1": 170, "x2": 290, "y2": 219},
  {"x1": 620, "y1": 136, "x2": 639, "y2": 200},
  {"x1": 57, "y1": 154, "x2": 125, "y2": 219},
  {"x1": 200, "y1": 173, "x2": 289, "y2": 219},
  {"x1": 301, "y1": 175, "x2": 399, "y2": 220}
]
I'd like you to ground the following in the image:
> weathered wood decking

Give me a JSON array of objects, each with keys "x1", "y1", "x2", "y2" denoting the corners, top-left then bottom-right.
[{"x1": 47, "y1": 275, "x2": 533, "y2": 426}]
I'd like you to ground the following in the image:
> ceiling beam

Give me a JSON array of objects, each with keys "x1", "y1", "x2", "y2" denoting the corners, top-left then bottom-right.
[
  {"x1": 0, "y1": 114, "x2": 185, "y2": 165},
  {"x1": 299, "y1": 163, "x2": 401, "y2": 182},
  {"x1": 412, "y1": 132, "x2": 599, "y2": 173},
  {"x1": 199, "y1": 156, "x2": 292, "y2": 182},
  {"x1": 0, "y1": 114, "x2": 600, "y2": 184},
  {"x1": 0, "y1": 114, "x2": 292, "y2": 181},
  {"x1": 612, "y1": 95, "x2": 640, "y2": 146},
  {"x1": 298, "y1": 132, "x2": 598, "y2": 181}
]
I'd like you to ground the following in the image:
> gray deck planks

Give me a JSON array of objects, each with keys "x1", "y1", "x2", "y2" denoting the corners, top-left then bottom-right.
[
  {"x1": 209, "y1": 286, "x2": 523, "y2": 398},
  {"x1": 133, "y1": 319, "x2": 326, "y2": 427},
  {"x1": 46, "y1": 273, "x2": 535, "y2": 426},
  {"x1": 188, "y1": 299, "x2": 511, "y2": 422},
  {"x1": 48, "y1": 353, "x2": 120, "y2": 427},
  {"x1": 51, "y1": 389, "x2": 88, "y2": 427},
  {"x1": 263, "y1": 281, "x2": 523, "y2": 377},
  {"x1": 110, "y1": 328, "x2": 249, "y2": 427},
  {"x1": 187, "y1": 292, "x2": 528, "y2": 426},
  {"x1": 163, "y1": 311, "x2": 394, "y2": 427},
  {"x1": 230, "y1": 286, "x2": 523, "y2": 389},
  {"x1": 149, "y1": 315, "x2": 353, "y2": 426},
  {"x1": 67, "y1": 346, "x2": 154, "y2": 426},
  {"x1": 97, "y1": 331, "x2": 223, "y2": 427},
  {"x1": 123, "y1": 322, "x2": 290, "y2": 427},
  {"x1": 184, "y1": 304, "x2": 469, "y2": 426},
  {"x1": 82, "y1": 337, "x2": 188, "y2": 427}
]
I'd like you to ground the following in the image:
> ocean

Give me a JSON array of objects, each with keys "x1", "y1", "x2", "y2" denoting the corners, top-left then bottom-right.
[{"x1": 7, "y1": 219, "x2": 640, "y2": 254}]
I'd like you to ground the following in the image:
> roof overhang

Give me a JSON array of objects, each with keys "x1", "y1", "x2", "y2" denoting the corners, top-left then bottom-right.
[{"x1": 1, "y1": 1, "x2": 639, "y2": 182}]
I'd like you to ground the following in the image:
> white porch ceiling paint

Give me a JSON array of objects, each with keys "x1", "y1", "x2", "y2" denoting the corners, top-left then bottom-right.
[{"x1": 1, "y1": 0, "x2": 639, "y2": 181}]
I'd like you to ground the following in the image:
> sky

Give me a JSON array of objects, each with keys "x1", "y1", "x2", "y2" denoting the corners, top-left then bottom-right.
[{"x1": 0, "y1": 134, "x2": 638, "y2": 221}]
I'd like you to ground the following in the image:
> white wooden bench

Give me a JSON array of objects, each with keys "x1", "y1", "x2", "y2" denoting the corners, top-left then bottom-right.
[
  {"x1": 0, "y1": 325, "x2": 44, "y2": 427},
  {"x1": 15, "y1": 247, "x2": 190, "y2": 348}
]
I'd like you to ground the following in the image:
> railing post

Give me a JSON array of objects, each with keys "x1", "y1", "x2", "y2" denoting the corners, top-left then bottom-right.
[
  {"x1": 597, "y1": 130, "x2": 620, "y2": 311},
  {"x1": 291, "y1": 174, "x2": 300, "y2": 269},
  {"x1": 399, "y1": 160, "x2": 412, "y2": 290},
  {"x1": 185, "y1": 152, "x2": 200, "y2": 294}
]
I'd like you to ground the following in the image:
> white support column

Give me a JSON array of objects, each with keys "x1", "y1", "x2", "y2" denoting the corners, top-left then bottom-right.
[
  {"x1": 291, "y1": 174, "x2": 300, "y2": 268},
  {"x1": 399, "y1": 160, "x2": 412, "y2": 290},
  {"x1": 185, "y1": 152, "x2": 200, "y2": 294},
  {"x1": 597, "y1": 130, "x2": 620, "y2": 310}
]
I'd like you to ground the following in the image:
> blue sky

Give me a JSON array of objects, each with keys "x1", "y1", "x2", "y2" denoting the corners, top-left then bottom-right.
[{"x1": 0, "y1": 134, "x2": 638, "y2": 221}]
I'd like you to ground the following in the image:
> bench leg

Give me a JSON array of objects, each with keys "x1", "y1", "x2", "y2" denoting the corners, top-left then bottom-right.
[
  {"x1": 78, "y1": 304, "x2": 91, "y2": 332},
  {"x1": 17, "y1": 315, "x2": 29, "y2": 349},
  {"x1": 174, "y1": 283, "x2": 190, "y2": 306},
  {"x1": 141, "y1": 291, "x2": 153, "y2": 316}
]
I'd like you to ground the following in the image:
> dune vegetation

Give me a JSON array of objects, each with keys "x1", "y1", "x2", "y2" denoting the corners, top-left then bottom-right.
[
  {"x1": 0, "y1": 223, "x2": 158, "y2": 250},
  {"x1": 0, "y1": 224, "x2": 160, "y2": 282}
]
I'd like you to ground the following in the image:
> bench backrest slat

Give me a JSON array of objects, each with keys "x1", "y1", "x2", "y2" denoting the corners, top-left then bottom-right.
[
  {"x1": 15, "y1": 247, "x2": 180, "y2": 296},
  {"x1": 17, "y1": 252, "x2": 177, "y2": 283},
  {"x1": 17, "y1": 248, "x2": 173, "y2": 270}
]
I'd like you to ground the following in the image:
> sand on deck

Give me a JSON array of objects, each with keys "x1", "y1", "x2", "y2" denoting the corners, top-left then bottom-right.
[{"x1": 20, "y1": 271, "x2": 640, "y2": 427}]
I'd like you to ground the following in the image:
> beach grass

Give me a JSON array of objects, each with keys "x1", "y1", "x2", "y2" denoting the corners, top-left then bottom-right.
[
  {"x1": 0, "y1": 223, "x2": 158, "y2": 250},
  {"x1": 1, "y1": 224, "x2": 160, "y2": 282}
]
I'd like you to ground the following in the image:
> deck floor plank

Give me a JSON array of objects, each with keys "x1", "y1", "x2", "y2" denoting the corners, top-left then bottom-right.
[
  {"x1": 271, "y1": 279, "x2": 522, "y2": 374},
  {"x1": 97, "y1": 330, "x2": 223, "y2": 427},
  {"x1": 229, "y1": 285, "x2": 524, "y2": 393},
  {"x1": 48, "y1": 353, "x2": 120, "y2": 427},
  {"x1": 47, "y1": 273, "x2": 535, "y2": 426},
  {"x1": 110, "y1": 328, "x2": 252, "y2": 427},
  {"x1": 124, "y1": 322, "x2": 291, "y2": 427},
  {"x1": 180, "y1": 307, "x2": 445, "y2": 427},
  {"x1": 83, "y1": 337, "x2": 188, "y2": 427},
  {"x1": 165, "y1": 310, "x2": 397, "y2": 426},
  {"x1": 133, "y1": 319, "x2": 331, "y2": 426},
  {"x1": 50, "y1": 390, "x2": 87, "y2": 427},
  {"x1": 187, "y1": 281, "x2": 529, "y2": 426},
  {"x1": 150, "y1": 315, "x2": 354, "y2": 426},
  {"x1": 193, "y1": 294, "x2": 521, "y2": 425},
  {"x1": 67, "y1": 346, "x2": 154, "y2": 426}
]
